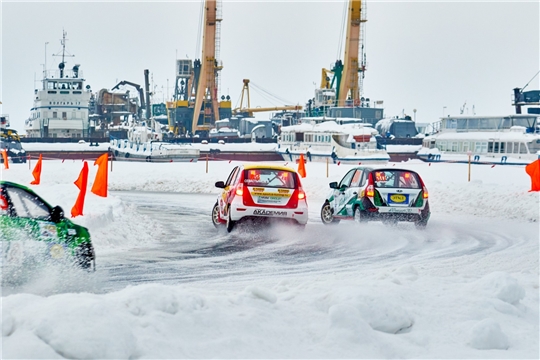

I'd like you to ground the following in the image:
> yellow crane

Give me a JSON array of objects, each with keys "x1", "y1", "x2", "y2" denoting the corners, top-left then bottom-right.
[
  {"x1": 338, "y1": 0, "x2": 366, "y2": 106},
  {"x1": 316, "y1": 0, "x2": 366, "y2": 108},
  {"x1": 191, "y1": 0, "x2": 228, "y2": 134}
]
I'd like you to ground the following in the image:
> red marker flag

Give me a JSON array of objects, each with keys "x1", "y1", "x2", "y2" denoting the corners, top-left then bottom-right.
[
  {"x1": 91, "y1": 153, "x2": 108, "y2": 197},
  {"x1": 30, "y1": 154, "x2": 43, "y2": 185},
  {"x1": 2, "y1": 149, "x2": 9, "y2": 170},
  {"x1": 71, "y1": 161, "x2": 89, "y2": 217},
  {"x1": 525, "y1": 159, "x2": 540, "y2": 192},
  {"x1": 297, "y1": 154, "x2": 307, "y2": 178}
]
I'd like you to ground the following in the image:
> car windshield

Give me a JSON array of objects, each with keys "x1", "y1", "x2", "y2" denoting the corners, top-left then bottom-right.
[
  {"x1": 243, "y1": 169, "x2": 296, "y2": 189},
  {"x1": 373, "y1": 170, "x2": 421, "y2": 189}
]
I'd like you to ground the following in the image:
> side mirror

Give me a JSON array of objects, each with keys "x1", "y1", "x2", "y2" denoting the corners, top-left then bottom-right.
[
  {"x1": 329, "y1": 181, "x2": 338, "y2": 189},
  {"x1": 50, "y1": 205, "x2": 64, "y2": 223},
  {"x1": 215, "y1": 181, "x2": 225, "y2": 189}
]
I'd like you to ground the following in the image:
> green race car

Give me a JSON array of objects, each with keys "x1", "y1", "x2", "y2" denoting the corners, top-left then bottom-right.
[
  {"x1": 0, "y1": 181, "x2": 95, "y2": 270},
  {"x1": 321, "y1": 167, "x2": 431, "y2": 229}
]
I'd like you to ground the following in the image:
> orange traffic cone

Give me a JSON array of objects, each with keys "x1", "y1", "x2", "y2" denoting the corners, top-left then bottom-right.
[
  {"x1": 91, "y1": 153, "x2": 108, "y2": 197},
  {"x1": 30, "y1": 154, "x2": 43, "y2": 185},
  {"x1": 298, "y1": 153, "x2": 306, "y2": 178},
  {"x1": 71, "y1": 161, "x2": 89, "y2": 217}
]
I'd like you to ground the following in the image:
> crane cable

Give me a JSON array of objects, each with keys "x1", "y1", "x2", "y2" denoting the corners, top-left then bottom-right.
[
  {"x1": 336, "y1": 0, "x2": 348, "y2": 61},
  {"x1": 195, "y1": 0, "x2": 204, "y2": 59},
  {"x1": 250, "y1": 82, "x2": 294, "y2": 105},
  {"x1": 521, "y1": 70, "x2": 540, "y2": 92}
]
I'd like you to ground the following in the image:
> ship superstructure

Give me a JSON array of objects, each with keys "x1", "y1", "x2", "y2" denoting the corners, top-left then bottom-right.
[{"x1": 25, "y1": 31, "x2": 93, "y2": 138}]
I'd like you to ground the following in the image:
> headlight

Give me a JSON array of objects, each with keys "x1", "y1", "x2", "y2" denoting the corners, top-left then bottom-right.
[{"x1": 50, "y1": 244, "x2": 65, "y2": 259}]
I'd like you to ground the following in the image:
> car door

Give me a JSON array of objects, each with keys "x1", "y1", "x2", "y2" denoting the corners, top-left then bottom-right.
[
  {"x1": 333, "y1": 169, "x2": 362, "y2": 217},
  {"x1": 2, "y1": 185, "x2": 64, "y2": 243},
  {"x1": 220, "y1": 166, "x2": 240, "y2": 217}
]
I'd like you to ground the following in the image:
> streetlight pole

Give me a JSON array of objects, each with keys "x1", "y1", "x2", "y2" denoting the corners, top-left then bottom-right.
[
  {"x1": 413, "y1": 109, "x2": 417, "y2": 122},
  {"x1": 443, "y1": 106, "x2": 447, "y2": 117}
]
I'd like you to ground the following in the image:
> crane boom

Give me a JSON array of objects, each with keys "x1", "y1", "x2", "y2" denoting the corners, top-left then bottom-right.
[
  {"x1": 192, "y1": 0, "x2": 222, "y2": 133},
  {"x1": 338, "y1": 0, "x2": 366, "y2": 105}
]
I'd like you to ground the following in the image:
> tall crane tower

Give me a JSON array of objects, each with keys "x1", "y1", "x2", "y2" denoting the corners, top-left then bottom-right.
[
  {"x1": 191, "y1": 0, "x2": 228, "y2": 135},
  {"x1": 167, "y1": 0, "x2": 231, "y2": 137},
  {"x1": 309, "y1": 0, "x2": 383, "y2": 125},
  {"x1": 338, "y1": 0, "x2": 367, "y2": 106}
]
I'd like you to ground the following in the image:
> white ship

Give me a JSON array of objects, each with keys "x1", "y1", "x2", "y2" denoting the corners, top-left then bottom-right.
[
  {"x1": 25, "y1": 31, "x2": 93, "y2": 138},
  {"x1": 417, "y1": 114, "x2": 540, "y2": 165},
  {"x1": 277, "y1": 118, "x2": 390, "y2": 164}
]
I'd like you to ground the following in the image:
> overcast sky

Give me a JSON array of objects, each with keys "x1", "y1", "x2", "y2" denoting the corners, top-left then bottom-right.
[{"x1": 1, "y1": 0, "x2": 539, "y2": 132}]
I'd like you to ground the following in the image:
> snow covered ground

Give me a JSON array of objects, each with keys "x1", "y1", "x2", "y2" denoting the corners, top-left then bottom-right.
[{"x1": 0, "y1": 158, "x2": 538, "y2": 358}]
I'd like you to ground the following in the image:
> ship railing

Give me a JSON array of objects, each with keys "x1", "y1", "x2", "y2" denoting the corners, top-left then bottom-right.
[{"x1": 43, "y1": 69, "x2": 84, "y2": 79}]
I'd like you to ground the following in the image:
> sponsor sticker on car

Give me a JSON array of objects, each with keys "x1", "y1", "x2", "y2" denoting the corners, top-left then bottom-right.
[
  {"x1": 388, "y1": 194, "x2": 409, "y2": 205},
  {"x1": 253, "y1": 209, "x2": 288, "y2": 216},
  {"x1": 248, "y1": 187, "x2": 291, "y2": 205}
]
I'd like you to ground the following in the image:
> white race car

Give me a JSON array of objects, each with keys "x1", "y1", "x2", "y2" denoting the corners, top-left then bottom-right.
[{"x1": 212, "y1": 164, "x2": 309, "y2": 232}]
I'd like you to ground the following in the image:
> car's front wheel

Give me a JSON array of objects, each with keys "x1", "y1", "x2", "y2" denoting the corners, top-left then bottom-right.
[
  {"x1": 211, "y1": 202, "x2": 222, "y2": 228},
  {"x1": 320, "y1": 202, "x2": 339, "y2": 225},
  {"x1": 74, "y1": 242, "x2": 95, "y2": 271}
]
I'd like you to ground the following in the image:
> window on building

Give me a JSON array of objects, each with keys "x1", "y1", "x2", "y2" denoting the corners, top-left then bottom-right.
[
  {"x1": 52, "y1": 112, "x2": 57, "y2": 118},
  {"x1": 62, "y1": 112, "x2": 67, "y2": 120}
]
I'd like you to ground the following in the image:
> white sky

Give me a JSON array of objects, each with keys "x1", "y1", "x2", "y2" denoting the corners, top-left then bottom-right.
[
  {"x1": 1, "y1": 0, "x2": 539, "y2": 130},
  {"x1": 1, "y1": 158, "x2": 539, "y2": 357}
]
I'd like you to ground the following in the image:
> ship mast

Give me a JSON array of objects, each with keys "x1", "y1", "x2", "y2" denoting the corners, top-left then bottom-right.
[{"x1": 53, "y1": 29, "x2": 74, "y2": 78}]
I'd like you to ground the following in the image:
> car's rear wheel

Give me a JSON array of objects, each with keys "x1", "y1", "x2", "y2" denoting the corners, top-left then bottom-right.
[
  {"x1": 415, "y1": 202, "x2": 430, "y2": 230},
  {"x1": 211, "y1": 202, "x2": 222, "y2": 228},
  {"x1": 226, "y1": 205, "x2": 236, "y2": 233},
  {"x1": 353, "y1": 206, "x2": 368, "y2": 223},
  {"x1": 415, "y1": 219, "x2": 428, "y2": 229},
  {"x1": 320, "y1": 202, "x2": 339, "y2": 225}
]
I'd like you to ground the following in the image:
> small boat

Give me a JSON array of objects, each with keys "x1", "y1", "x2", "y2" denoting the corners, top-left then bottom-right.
[
  {"x1": 110, "y1": 119, "x2": 199, "y2": 162},
  {"x1": 277, "y1": 118, "x2": 390, "y2": 164}
]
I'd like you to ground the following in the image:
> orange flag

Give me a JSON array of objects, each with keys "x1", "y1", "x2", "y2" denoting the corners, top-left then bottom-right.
[
  {"x1": 71, "y1": 161, "x2": 89, "y2": 217},
  {"x1": 30, "y1": 154, "x2": 43, "y2": 185},
  {"x1": 91, "y1": 153, "x2": 108, "y2": 197},
  {"x1": 298, "y1": 153, "x2": 307, "y2": 178},
  {"x1": 2, "y1": 149, "x2": 9, "y2": 170},
  {"x1": 525, "y1": 159, "x2": 540, "y2": 192}
]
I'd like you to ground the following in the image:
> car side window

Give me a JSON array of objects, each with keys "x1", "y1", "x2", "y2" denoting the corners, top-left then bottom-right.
[
  {"x1": 339, "y1": 169, "x2": 356, "y2": 188},
  {"x1": 350, "y1": 170, "x2": 363, "y2": 187},
  {"x1": 225, "y1": 167, "x2": 239, "y2": 187},
  {"x1": 5, "y1": 186, "x2": 51, "y2": 220}
]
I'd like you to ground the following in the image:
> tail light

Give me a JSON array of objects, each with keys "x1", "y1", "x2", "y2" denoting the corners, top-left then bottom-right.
[
  {"x1": 298, "y1": 188, "x2": 306, "y2": 200},
  {"x1": 422, "y1": 186, "x2": 429, "y2": 199},
  {"x1": 235, "y1": 183, "x2": 244, "y2": 196},
  {"x1": 366, "y1": 173, "x2": 375, "y2": 197}
]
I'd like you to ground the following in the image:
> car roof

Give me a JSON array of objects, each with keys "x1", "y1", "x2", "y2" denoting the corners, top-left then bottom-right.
[
  {"x1": 0, "y1": 180, "x2": 31, "y2": 190},
  {"x1": 242, "y1": 164, "x2": 297, "y2": 172},
  {"x1": 370, "y1": 168, "x2": 421, "y2": 175}
]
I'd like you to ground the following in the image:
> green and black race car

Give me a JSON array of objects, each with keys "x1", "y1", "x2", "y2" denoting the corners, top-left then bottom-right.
[
  {"x1": 0, "y1": 181, "x2": 95, "y2": 270},
  {"x1": 321, "y1": 167, "x2": 431, "y2": 229}
]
